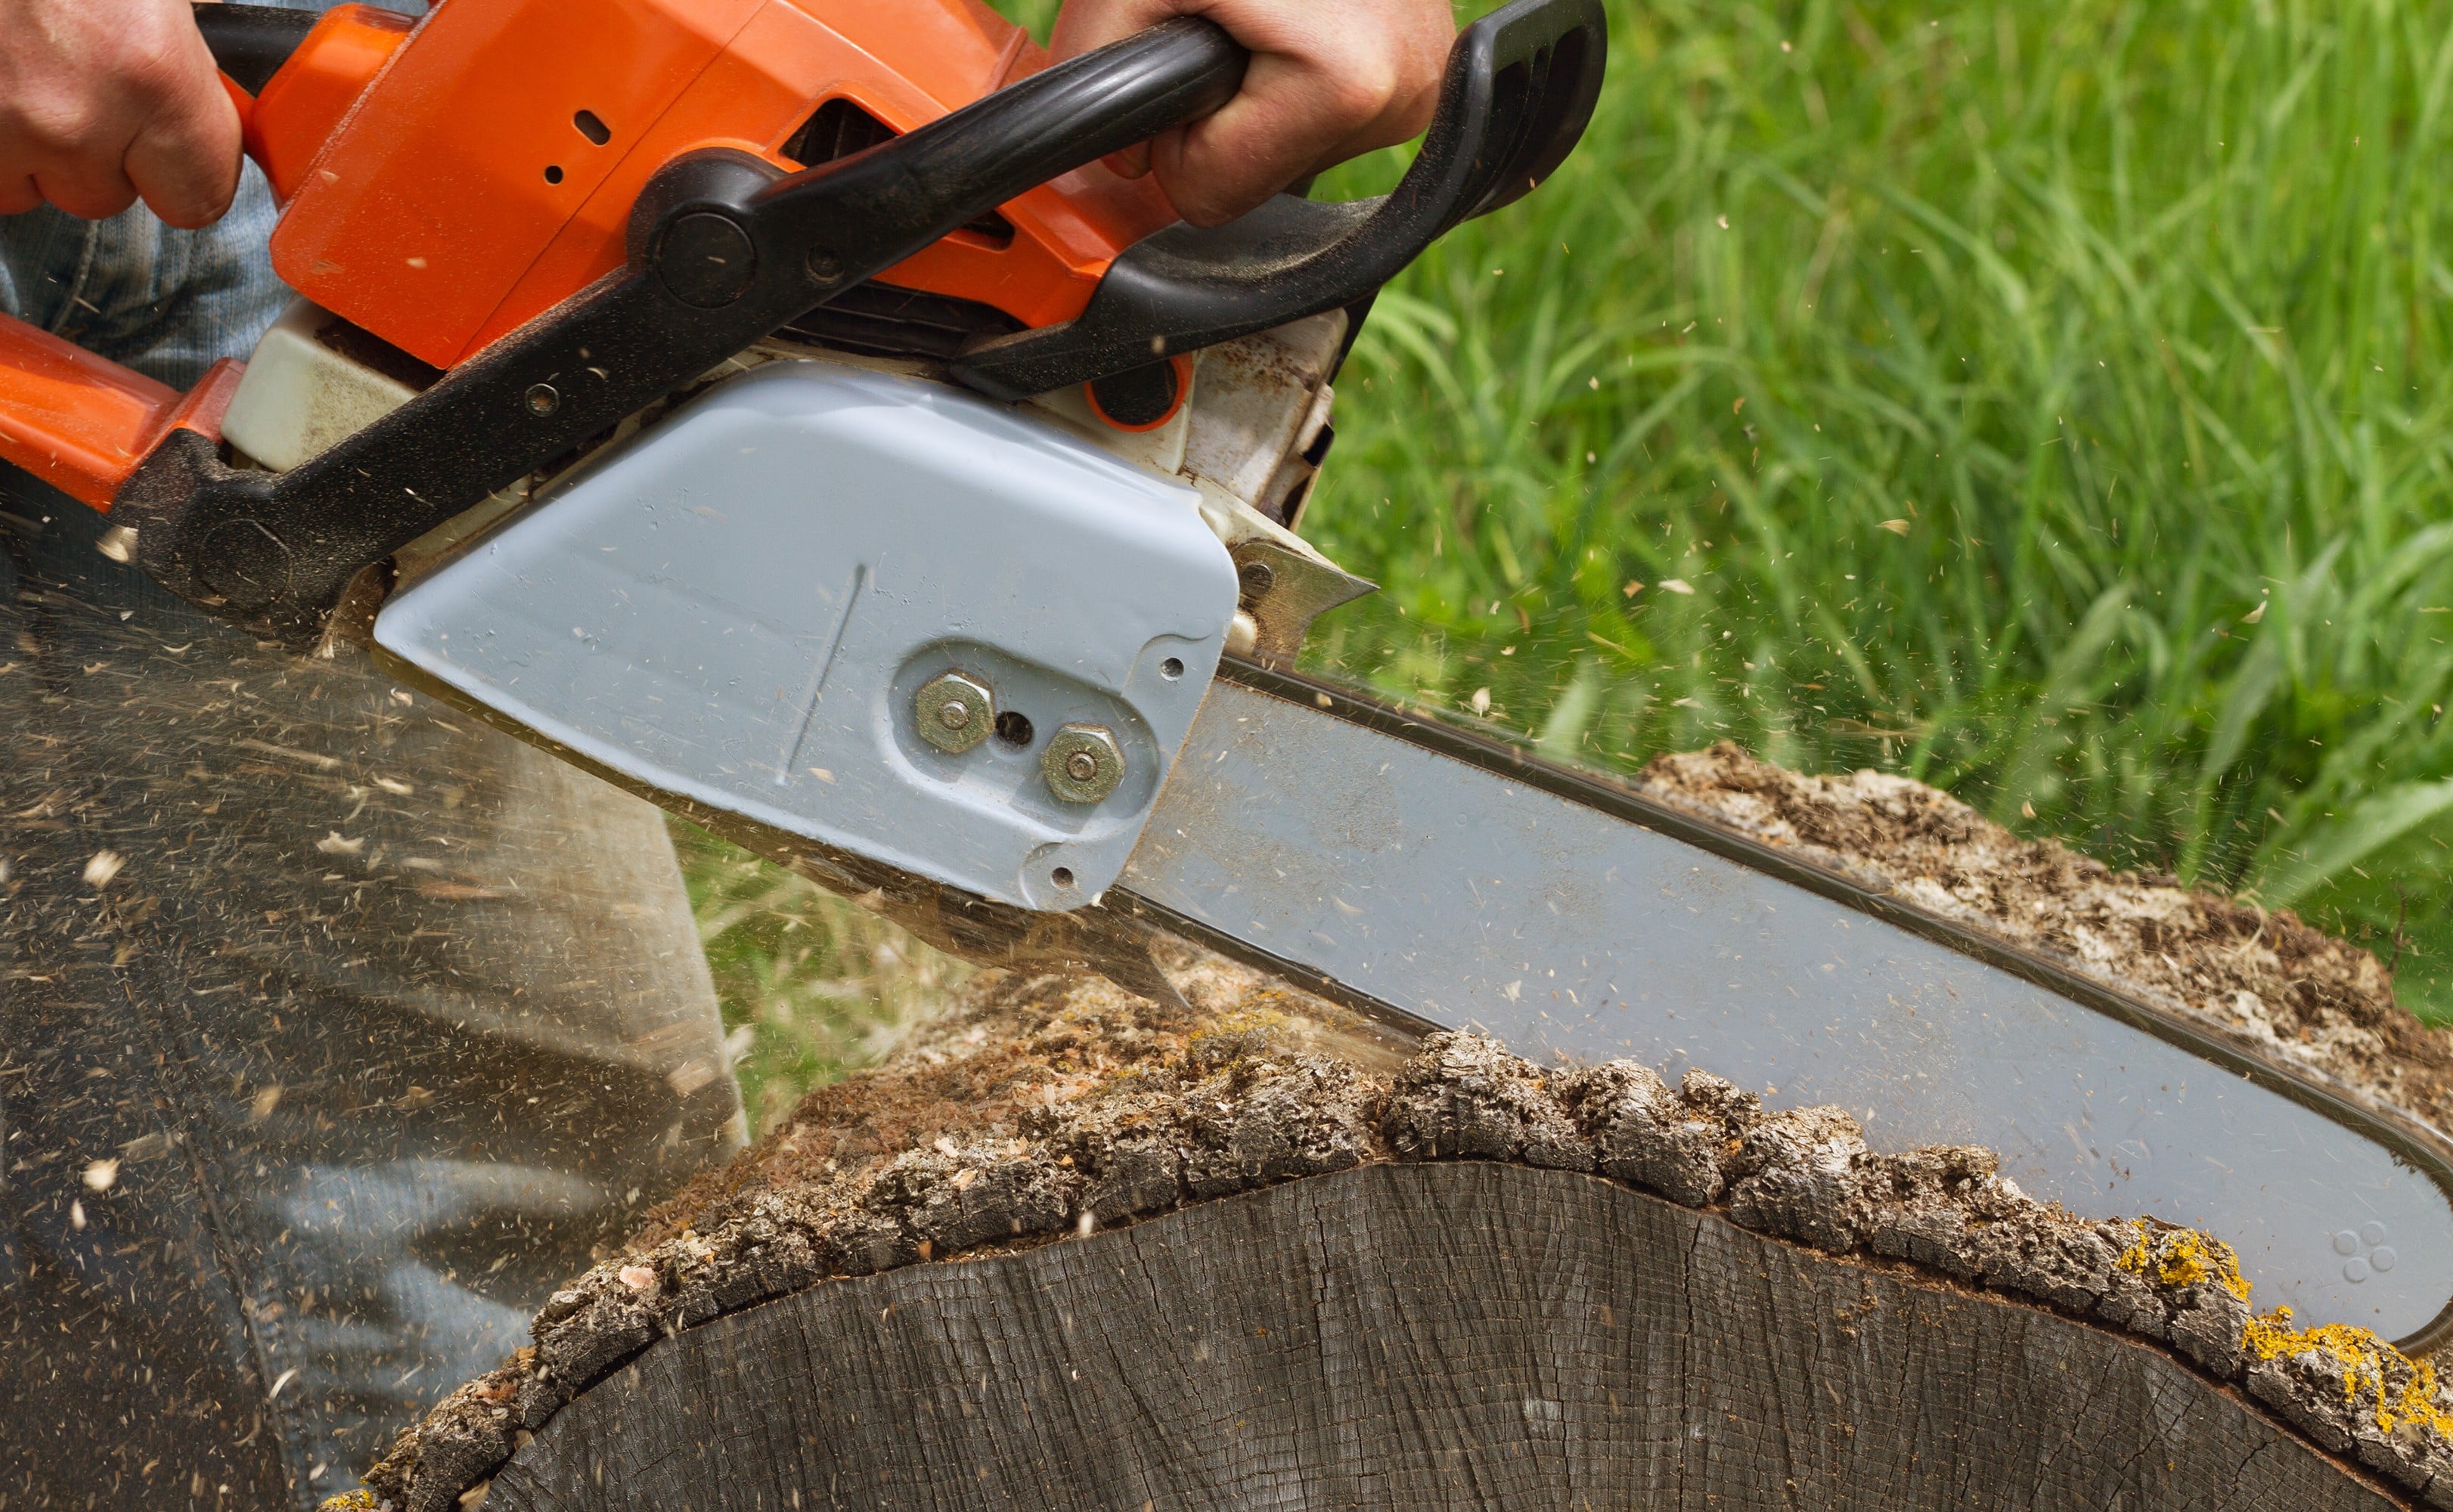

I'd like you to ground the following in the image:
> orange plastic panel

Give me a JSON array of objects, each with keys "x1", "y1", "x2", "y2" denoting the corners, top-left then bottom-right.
[
  {"x1": 247, "y1": 5, "x2": 417, "y2": 203},
  {"x1": 265, "y1": 0, "x2": 1174, "y2": 367},
  {"x1": 876, "y1": 164, "x2": 1176, "y2": 330},
  {"x1": 138, "y1": 360, "x2": 247, "y2": 460},
  {"x1": 461, "y1": 0, "x2": 1175, "y2": 358},
  {"x1": 271, "y1": 0, "x2": 767, "y2": 369},
  {"x1": 220, "y1": 73, "x2": 256, "y2": 135},
  {"x1": 457, "y1": 0, "x2": 897, "y2": 359},
  {"x1": 0, "y1": 313, "x2": 184, "y2": 509}
]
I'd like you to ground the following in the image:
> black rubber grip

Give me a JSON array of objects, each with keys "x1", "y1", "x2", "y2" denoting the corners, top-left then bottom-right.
[{"x1": 192, "y1": 3, "x2": 321, "y2": 94}]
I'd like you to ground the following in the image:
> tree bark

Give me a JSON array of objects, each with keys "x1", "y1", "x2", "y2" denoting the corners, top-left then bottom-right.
[{"x1": 482, "y1": 1160, "x2": 2400, "y2": 1512}]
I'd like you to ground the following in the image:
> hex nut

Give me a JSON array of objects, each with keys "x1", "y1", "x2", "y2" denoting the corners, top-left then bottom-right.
[
  {"x1": 914, "y1": 671, "x2": 995, "y2": 755},
  {"x1": 1042, "y1": 723, "x2": 1125, "y2": 804}
]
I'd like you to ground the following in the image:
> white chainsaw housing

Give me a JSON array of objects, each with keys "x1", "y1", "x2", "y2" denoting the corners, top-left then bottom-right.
[{"x1": 371, "y1": 359, "x2": 1239, "y2": 910}]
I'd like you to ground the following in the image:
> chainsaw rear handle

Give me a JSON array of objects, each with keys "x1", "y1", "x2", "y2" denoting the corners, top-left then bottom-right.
[
  {"x1": 0, "y1": 4, "x2": 328, "y2": 508},
  {"x1": 950, "y1": 0, "x2": 1608, "y2": 401},
  {"x1": 193, "y1": 3, "x2": 321, "y2": 94},
  {"x1": 0, "y1": 2, "x2": 396, "y2": 509},
  {"x1": 111, "y1": 15, "x2": 1254, "y2": 646}
]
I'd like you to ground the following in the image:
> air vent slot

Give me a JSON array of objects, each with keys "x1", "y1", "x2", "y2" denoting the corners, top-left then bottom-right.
[
  {"x1": 783, "y1": 98, "x2": 1015, "y2": 248},
  {"x1": 780, "y1": 283, "x2": 1025, "y2": 362}
]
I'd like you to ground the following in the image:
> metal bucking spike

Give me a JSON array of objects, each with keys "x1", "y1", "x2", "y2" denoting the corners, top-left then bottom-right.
[
  {"x1": 1042, "y1": 723, "x2": 1124, "y2": 804},
  {"x1": 914, "y1": 671, "x2": 995, "y2": 754}
]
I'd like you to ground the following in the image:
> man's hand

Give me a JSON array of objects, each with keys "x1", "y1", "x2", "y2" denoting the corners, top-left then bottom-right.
[
  {"x1": 1050, "y1": 0, "x2": 1455, "y2": 228},
  {"x1": 0, "y1": 0, "x2": 241, "y2": 229}
]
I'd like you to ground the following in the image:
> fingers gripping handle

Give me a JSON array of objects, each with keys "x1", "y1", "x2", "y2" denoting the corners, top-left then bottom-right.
[
  {"x1": 0, "y1": 5, "x2": 355, "y2": 510},
  {"x1": 948, "y1": 0, "x2": 1609, "y2": 401}
]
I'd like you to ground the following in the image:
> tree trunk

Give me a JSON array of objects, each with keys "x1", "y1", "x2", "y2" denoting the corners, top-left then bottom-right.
[{"x1": 347, "y1": 963, "x2": 2448, "y2": 1512}]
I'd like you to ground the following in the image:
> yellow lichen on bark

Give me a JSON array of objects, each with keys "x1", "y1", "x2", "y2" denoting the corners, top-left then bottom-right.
[
  {"x1": 2113, "y1": 1219, "x2": 2252, "y2": 1301},
  {"x1": 2240, "y1": 1307, "x2": 2453, "y2": 1436},
  {"x1": 2113, "y1": 1219, "x2": 2453, "y2": 1437}
]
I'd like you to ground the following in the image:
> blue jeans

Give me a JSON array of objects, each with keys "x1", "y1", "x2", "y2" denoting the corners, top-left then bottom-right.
[{"x1": 0, "y1": 153, "x2": 742, "y2": 1510}]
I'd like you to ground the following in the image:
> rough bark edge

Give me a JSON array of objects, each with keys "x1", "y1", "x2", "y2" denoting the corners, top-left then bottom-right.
[
  {"x1": 1635, "y1": 741, "x2": 2453, "y2": 1132},
  {"x1": 324, "y1": 1030, "x2": 2453, "y2": 1512}
]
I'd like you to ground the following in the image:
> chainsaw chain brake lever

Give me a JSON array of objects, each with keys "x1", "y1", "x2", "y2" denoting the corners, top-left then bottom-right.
[{"x1": 949, "y1": 0, "x2": 1608, "y2": 402}]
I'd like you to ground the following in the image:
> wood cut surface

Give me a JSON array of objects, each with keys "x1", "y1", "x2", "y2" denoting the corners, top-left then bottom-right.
[{"x1": 484, "y1": 1164, "x2": 2402, "y2": 1512}]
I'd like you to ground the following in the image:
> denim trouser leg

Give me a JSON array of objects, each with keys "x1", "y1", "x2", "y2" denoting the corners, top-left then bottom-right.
[{"x1": 0, "y1": 158, "x2": 742, "y2": 1508}]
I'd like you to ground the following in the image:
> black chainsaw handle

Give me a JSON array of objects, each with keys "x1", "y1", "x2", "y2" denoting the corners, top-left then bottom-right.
[
  {"x1": 948, "y1": 0, "x2": 1608, "y2": 401},
  {"x1": 191, "y1": 3, "x2": 321, "y2": 94},
  {"x1": 626, "y1": 17, "x2": 1246, "y2": 312},
  {"x1": 752, "y1": 18, "x2": 1245, "y2": 297},
  {"x1": 116, "y1": 15, "x2": 1254, "y2": 646}
]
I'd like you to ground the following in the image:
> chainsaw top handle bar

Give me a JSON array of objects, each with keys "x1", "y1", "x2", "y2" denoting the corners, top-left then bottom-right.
[{"x1": 110, "y1": 0, "x2": 1602, "y2": 650}]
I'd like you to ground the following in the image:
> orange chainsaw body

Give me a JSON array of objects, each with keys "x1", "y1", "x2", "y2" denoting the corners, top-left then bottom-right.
[{"x1": 0, "y1": 0, "x2": 1173, "y2": 507}]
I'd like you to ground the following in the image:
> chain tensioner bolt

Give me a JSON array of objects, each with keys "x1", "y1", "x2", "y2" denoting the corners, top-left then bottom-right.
[
  {"x1": 1042, "y1": 724, "x2": 1125, "y2": 804},
  {"x1": 913, "y1": 671, "x2": 995, "y2": 755}
]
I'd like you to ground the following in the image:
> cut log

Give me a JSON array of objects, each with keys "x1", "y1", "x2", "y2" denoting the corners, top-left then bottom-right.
[
  {"x1": 338, "y1": 963, "x2": 2453, "y2": 1512},
  {"x1": 487, "y1": 1162, "x2": 2397, "y2": 1512}
]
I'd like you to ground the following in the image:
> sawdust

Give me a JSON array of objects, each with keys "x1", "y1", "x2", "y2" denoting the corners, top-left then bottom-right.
[
  {"x1": 622, "y1": 940, "x2": 1409, "y2": 1253},
  {"x1": 343, "y1": 958, "x2": 2453, "y2": 1512},
  {"x1": 1638, "y1": 741, "x2": 2453, "y2": 1134}
]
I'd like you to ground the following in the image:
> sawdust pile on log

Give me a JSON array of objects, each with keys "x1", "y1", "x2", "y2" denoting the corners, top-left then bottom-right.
[
  {"x1": 1639, "y1": 741, "x2": 2453, "y2": 1132},
  {"x1": 337, "y1": 959, "x2": 2453, "y2": 1512},
  {"x1": 619, "y1": 940, "x2": 1412, "y2": 1254}
]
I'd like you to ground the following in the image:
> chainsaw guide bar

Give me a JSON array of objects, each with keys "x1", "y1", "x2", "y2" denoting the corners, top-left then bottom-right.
[
  {"x1": 379, "y1": 618, "x2": 2453, "y2": 1351},
  {"x1": 1113, "y1": 665, "x2": 2453, "y2": 1352}
]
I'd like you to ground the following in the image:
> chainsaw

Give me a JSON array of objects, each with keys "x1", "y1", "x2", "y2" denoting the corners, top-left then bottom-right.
[{"x1": 5, "y1": 0, "x2": 2451, "y2": 1350}]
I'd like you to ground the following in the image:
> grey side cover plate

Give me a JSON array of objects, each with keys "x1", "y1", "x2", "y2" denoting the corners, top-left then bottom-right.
[
  {"x1": 1123, "y1": 672, "x2": 2453, "y2": 1345},
  {"x1": 373, "y1": 361, "x2": 1236, "y2": 909}
]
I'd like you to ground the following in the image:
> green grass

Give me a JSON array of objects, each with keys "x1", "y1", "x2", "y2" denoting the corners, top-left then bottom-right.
[
  {"x1": 689, "y1": 0, "x2": 2453, "y2": 1086},
  {"x1": 1293, "y1": 0, "x2": 2453, "y2": 1018}
]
